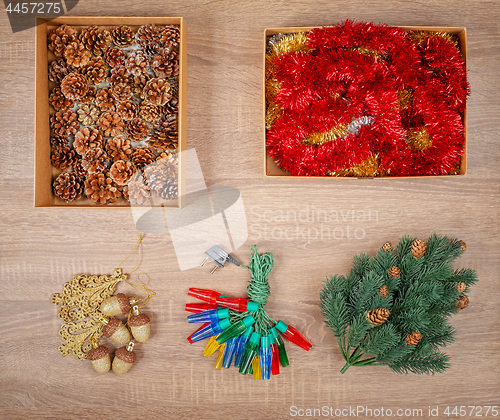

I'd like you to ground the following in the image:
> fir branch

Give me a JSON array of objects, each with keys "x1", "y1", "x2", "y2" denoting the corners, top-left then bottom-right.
[{"x1": 388, "y1": 350, "x2": 450, "y2": 375}]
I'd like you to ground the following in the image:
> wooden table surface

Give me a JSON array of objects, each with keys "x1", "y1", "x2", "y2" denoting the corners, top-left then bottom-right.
[{"x1": 1, "y1": 1, "x2": 499, "y2": 419}]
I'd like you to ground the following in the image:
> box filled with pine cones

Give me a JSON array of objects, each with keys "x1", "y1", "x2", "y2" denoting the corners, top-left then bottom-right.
[{"x1": 35, "y1": 17, "x2": 186, "y2": 207}]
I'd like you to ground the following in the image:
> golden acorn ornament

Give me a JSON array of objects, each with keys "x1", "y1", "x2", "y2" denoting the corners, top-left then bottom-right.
[
  {"x1": 381, "y1": 241, "x2": 392, "y2": 252},
  {"x1": 112, "y1": 341, "x2": 136, "y2": 374},
  {"x1": 100, "y1": 293, "x2": 133, "y2": 316},
  {"x1": 87, "y1": 340, "x2": 111, "y2": 374},
  {"x1": 128, "y1": 305, "x2": 151, "y2": 343},
  {"x1": 102, "y1": 317, "x2": 131, "y2": 345},
  {"x1": 366, "y1": 308, "x2": 390, "y2": 326},
  {"x1": 411, "y1": 239, "x2": 427, "y2": 259}
]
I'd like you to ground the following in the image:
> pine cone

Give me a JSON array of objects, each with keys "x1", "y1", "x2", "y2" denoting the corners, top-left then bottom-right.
[
  {"x1": 108, "y1": 66, "x2": 133, "y2": 87},
  {"x1": 50, "y1": 133, "x2": 69, "y2": 149},
  {"x1": 151, "y1": 48, "x2": 179, "y2": 79},
  {"x1": 110, "y1": 160, "x2": 135, "y2": 186},
  {"x1": 111, "y1": 26, "x2": 135, "y2": 48},
  {"x1": 63, "y1": 41, "x2": 92, "y2": 67},
  {"x1": 49, "y1": 86, "x2": 74, "y2": 111},
  {"x1": 139, "y1": 102, "x2": 161, "y2": 122},
  {"x1": 77, "y1": 103, "x2": 100, "y2": 125},
  {"x1": 160, "y1": 25, "x2": 180, "y2": 51},
  {"x1": 366, "y1": 308, "x2": 390, "y2": 326},
  {"x1": 162, "y1": 96, "x2": 178, "y2": 115},
  {"x1": 48, "y1": 24, "x2": 77, "y2": 57},
  {"x1": 381, "y1": 241, "x2": 393, "y2": 252},
  {"x1": 148, "y1": 114, "x2": 177, "y2": 151},
  {"x1": 127, "y1": 172, "x2": 152, "y2": 205},
  {"x1": 121, "y1": 185, "x2": 129, "y2": 201},
  {"x1": 144, "y1": 152, "x2": 178, "y2": 196},
  {"x1": 84, "y1": 173, "x2": 121, "y2": 204},
  {"x1": 74, "y1": 126, "x2": 105, "y2": 155},
  {"x1": 388, "y1": 266, "x2": 401, "y2": 278},
  {"x1": 50, "y1": 109, "x2": 79, "y2": 136},
  {"x1": 136, "y1": 24, "x2": 162, "y2": 56},
  {"x1": 116, "y1": 100, "x2": 137, "y2": 121},
  {"x1": 405, "y1": 331, "x2": 423, "y2": 346},
  {"x1": 411, "y1": 239, "x2": 427, "y2": 259},
  {"x1": 80, "y1": 57, "x2": 108, "y2": 85},
  {"x1": 48, "y1": 59, "x2": 75, "y2": 83},
  {"x1": 106, "y1": 135, "x2": 132, "y2": 162},
  {"x1": 157, "y1": 177, "x2": 178, "y2": 200},
  {"x1": 51, "y1": 146, "x2": 76, "y2": 170},
  {"x1": 459, "y1": 240, "x2": 467, "y2": 251},
  {"x1": 456, "y1": 295, "x2": 469, "y2": 310},
  {"x1": 131, "y1": 146, "x2": 156, "y2": 170},
  {"x1": 79, "y1": 25, "x2": 111, "y2": 56},
  {"x1": 95, "y1": 87, "x2": 116, "y2": 111},
  {"x1": 81, "y1": 148, "x2": 109, "y2": 174},
  {"x1": 142, "y1": 78, "x2": 172, "y2": 106},
  {"x1": 73, "y1": 157, "x2": 87, "y2": 178},
  {"x1": 97, "y1": 111, "x2": 124, "y2": 137},
  {"x1": 378, "y1": 285, "x2": 389, "y2": 298},
  {"x1": 104, "y1": 46, "x2": 126, "y2": 68},
  {"x1": 53, "y1": 172, "x2": 83, "y2": 203},
  {"x1": 125, "y1": 117, "x2": 149, "y2": 142},
  {"x1": 166, "y1": 77, "x2": 179, "y2": 97},
  {"x1": 124, "y1": 50, "x2": 149, "y2": 76},
  {"x1": 80, "y1": 85, "x2": 96, "y2": 104},
  {"x1": 111, "y1": 82, "x2": 132, "y2": 102},
  {"x1": 456, "y1": 282, "x2": 467, "y2": 293},
  {"x1": 60, "y1": 72, "x2": 89, "y2": 100},
  {"x1": 131, "y1": 74, "x2": 151, "y2": 96}
]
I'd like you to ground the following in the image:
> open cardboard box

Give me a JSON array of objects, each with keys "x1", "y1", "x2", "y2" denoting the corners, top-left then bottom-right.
[
  {"x1": 263, "y1": 25, "x2": 468, "y2": 178},
  {"x1": 35, "y1": 16, "x2": 187, "y2": 207}
]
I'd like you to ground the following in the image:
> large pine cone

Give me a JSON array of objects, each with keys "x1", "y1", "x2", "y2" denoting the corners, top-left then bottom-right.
[
  {"x1": 61, "y1": 72, "x2": 89, "y2": 100},
  {"x1": 80, "y1": 85, "x2": 96, "y2": 104},
  {"x1": 366, "y1": 308, "x2": 390, "y2": 326},
  {"x1": 97, "y1": 111, "x2": 124, "y2": 137},
  {"x1": 142, "y1": 78, "x2": 172, "y2": 106},
  {"x1": 50, "y1": 109, "x2": 79, "y2": 136},
  {"x1": 151, "y1": 48, "x2": 179, "y2": 79},
  {"x1": 162, "y1": 97, "x2": 179, "y2": 115},
  {"x1": 124, "y1": 50, "x2": 149, "y2": 76},
  {"x1": 108, "y1": 66, "x2": 133, "y2": 87},
  {"x1": 106, "y1": 135, "x2": 132, "y2": 162},
  {"x1": 111, "y1": 26, "x2": 135, "y2": 48},
  {"x1": 116, "y1": 100, "x2": 137, "y2": 121},
  {"x1": 48, "y1": 59, "x2": 75, "y2": 83},
  {"x1": 53, "y1": 172, "x2": 83, "y2": 203},
  {"x1": 125, "y1": 117, "x2": 149, "y2": 142},
  {"x1": 79, "y1": 25, "x2": 111, "y2": 56},
  {"x1": 104, "y1": 46, "x2": 126, "y2": 68},
  {"x1": 131, "y1": 74, "x2": 151, "y2": 96},
  {"x1": 388, "y1": 266, "x2": 401, "y2": 278},
  {"x1": 111, "y1": 82, "x2": 132, "y2": 102},
  {"x1": 144, "y1": 153, "x2": 178, "y2": 200},
  {"x1": 136, "y1": 24, "x2": 162, "y2": 56},
  {"x1": 95, "y1": 87, "x2": 116, "y2": 111},
  {"x1": 411, "y1": 239, "x2": 427, "y2": 259},
  {"x1": 74, "y1": 126, "x2": 105, "y2": 155},
  {"x1": 131, "y1": 146, "x2": 156, "y2": 170},
  {"x1": 127, "y1": 172, "x2": 152, "y2": 205},
  {"x1": 48, "y1": 24, "x2": 77, "y2": 57},
  {"x1": 51, "y1": 146, "x2": 76, "y2": 170},
  {"x1": 80, "y1": 57, "x2": 108, "y2": 85},
  {"x1": 81, "y1": 148, "x2": 109, "y2": 174},
  {"x1": 456, "y1": 295, "x2": 469, "y2": 310},
  {"x1": 160, "y1": 25, "x2": 180, "y2": 51},
  {"x1": 84, "y1": 173, "x2": 121, "y2": 204},
  {"x1": 110, "y1": 160, "x2": 135, "y2": 186},
  {"x1": 77, "y1": 103, "x2": 100, "y2": 125},
  {"x1": 49, "y1": 86, "x2": 74, "y2": 111},
  {"x1": 148, "y1": 114, "x2": 177, "y2": 151},
  {"x1": 63, "y1": 41, "x2": 92, "y2": 67},
  {"x1": 139, "y1": 102, "x2": 161, "y2": 122},
  {"x1": 405, "y1": 331, "x2": 423, "y2": 346},
  {"x1": 50, "y1": 133, "x2": 69, "y2": 149}
]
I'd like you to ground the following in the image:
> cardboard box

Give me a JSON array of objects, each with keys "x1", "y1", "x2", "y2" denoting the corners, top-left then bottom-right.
[
  {"x1": 263, "y1": 26, "x2": 467, "y2": 178},
  {"x1": 35, "y1": 16, "x2": 186, "y2": 207}
]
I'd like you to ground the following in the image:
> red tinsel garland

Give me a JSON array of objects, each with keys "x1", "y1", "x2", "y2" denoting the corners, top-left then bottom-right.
[{"x1": 266, "y1": 21, "x2": 469, "y2": 176}]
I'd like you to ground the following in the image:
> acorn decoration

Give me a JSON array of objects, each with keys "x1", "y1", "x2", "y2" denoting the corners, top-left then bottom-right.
[
  {"x1": 112, "y1": 341, "x2": 137, "y2": 375},
  {"x1": 87, "y1": 341, "x2": 111, "y2": 374},
  {"x1": 100, "y1": 292, "x2": 133, "y2": 316},
  {"x1": 102, "y1": 317, "x2": 131, "y2": 345},
  {"x1": 128, "y1": 305, "x2": 151, "y2": 343}
]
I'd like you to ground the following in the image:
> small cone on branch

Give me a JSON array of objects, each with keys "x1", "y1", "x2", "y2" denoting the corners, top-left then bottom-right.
[
  {"x1": 116, "y1": 100, "x2": 137, "y2": 121},
  {"x1": 104, "y1": 46, "x2": 126, "y2": 68},
  {"x1": 79, "y1": 25, "x2": 111, "y2": 56},
  {"x1": 381, "y1": 241, "x2": 393, "y2": 252},
  {"x1": 95, "y1": 87, "x2": 116, "y2": 111},
  {"x1": 102, "y1": 318, "x2": 131, "y2": 345},
  {"x1": 106, "y1": 135, "x2": 132, "y2": 162},
  {"x1": 48, "y1": 24, "x2": 77, "y2": 57},
  {"x1": 84, "y1": 173, "x2": 121, "y2": 204},
  {"x1": 378, "y1": 285, "x2": 389, "y2": 298},
  {"x1": 80, "y1": 57, "x2": 108, "y2": 85},
  {"x1": 87, "y1": 343, "x2": 111, "y2": 374},
  {"x1": 125, "y1": 118, "x2": 150, "y2": 142},
  {"x1": 100, "y1": 293, "x2": 132, "y2": 317},
  {"x1": 50, "y1": 109, "x2": 79, "y2": 136},
  {"x1": 112, "y1": 342, "x2": 137, "y2": 375},
  {"x1": 128, "y1": 306, "x2": 151, "y2": 343},
  {"x1": 48, "y1": 59, "x2": 75, "y2": 83},
  {"x1": 456, "y1": 295, "x2": 469, "y2": 310},
  {"x1": 459, "y1": 241, "x2": 467, "y2": 251},
  {"x1": 388, "y1": 266, "x2": 401, "y2": 278},
  {"x1": 97, "y1": 111, "x2": 124, "y2": 137},
  {"x1": 142, "y1": 78, "x2": 172, "y2": 106},
  {"x1": 456, "y1": 282, "x2": 467, "y2": 293},
  {"x1": 60, "y1": 72, "x2": 89, "y2": 100},
  {"x1": 53, "y1": 173, "x2": 83, "y2": 203},
  {"x1": 405, "y1": 331, "x2": 423, "y2": 346},
  {"x1": 111, "y1": 25, "x2": 135, "y2": 48},
  {"x1": 124, "y1": 50, "x2": 149, "y2": 76},
  {"x1": 63, "y1": 41, "x2": 91, "y2": 67},
  {"x1": 49, "y1": 86, "x2": 74, "y2": 111},
  {"x1": 411, "y1": 239, "x2": 427, "y2": 259},
  {"x1": 110, "y1": 160, "x2": 135, "y2": 186},
  {"x1": 366, "y1": 308, "x2": 390, "y2": 326},
  {"x1": 74, "y1": 126, "x2": 105, "y2": 155},
  {"x1": 51, "y1": 146, "x2": 76, "y2": 170}
]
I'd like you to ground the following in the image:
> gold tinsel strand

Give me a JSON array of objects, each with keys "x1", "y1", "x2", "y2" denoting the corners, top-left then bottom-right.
[
  {"x1": 407, "y1": 30, "x2": 460, "y2": 50},
  {"x1": 330, "y1": 154, "x2": 383, "y2": 178},
  {"x1": 397, "y1": 89, "x2": 414, "y2": 110},
  {"x1": 301, "y1": 123, "x2": 350, "y2": 147},
  {"x1": 406, "y1": 127, "x2": 433, "y2": 153}
]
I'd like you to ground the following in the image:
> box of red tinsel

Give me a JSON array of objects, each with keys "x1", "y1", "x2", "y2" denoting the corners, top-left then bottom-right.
[{"x1": 264, "y1": 22, "x2": 468, "y2": 177}]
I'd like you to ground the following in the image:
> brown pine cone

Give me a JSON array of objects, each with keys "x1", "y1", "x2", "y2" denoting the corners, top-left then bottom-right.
[
  {"x1": 139, "y1": 102, "x2": 161, "y2": 122},
  {"x1": 158, "y1": 177, "x2": 178, "y2": 200},
  {"x1": 456, "y1": 295, "x2": 469, "y2": 310},
  {"x1": 411, "y1": 239, "x2": 427, "y2": 259},
  {"x1": 127, "y1": 172, "x2": 152, "y2": 205},
  {"x1": 80, "y1": 85, "x2": 96, "y2": 104},
  {"x1": 405, "y1": 331, "x2": 423, "y2": 346},
  {"x1": 136, "y1": 24, "x2": 162, "y2": 56},
  {"x1": 84, "y1": 173, "x2": 121, "y2": 204},
  {"x1": 110, "y1": 160, "x2": 135, "y2": 186},
  {"x1": 80, "y1": 57, "x2": 108, "y2": 85},
  {"x1": 73, "y1": 157, "x2": 87, "y2": 178},
  {"x1": 79, "y1": 25, "x2": 111, "y2": 57},
  {"x1": 104, "y1": 46, "x2": 126, "y2": 68},
  {"x1": 381, "y1": 241, "x2": 393, "y2": 252},
  {"x1": 61, "y1": 72, "x2": 89, "y2": 100},
  {"x1": 456, "y1": 282, "x2": 467, "y2": 293},
  {"x1": 81, "y1": 148, "x2": 109, "y2": 174},
  {"x1": 74, "y1": 126, "x2": 105, "y2": 155},
  {"x1": 378, "y1": 285, "x2": 389, "y2": 298},
  {"x1": 162, "y1": 97, "x2": 178, "y2": 115},
  {"x1": 111, "y1": 26, "x2": 135, "y2": 48},
  {"x1": 459, "y1": 240, "x2": 467, "y2": 251},
  {"x1": 48, "y1": 59, "x2": 75, "y2": 83},
  {"x1": 77, "y1": 103, "x2": 100, "y2": 125},
  {"x1": 366, "y1": 308, "x2": 390, "y2": 326},
  {"x1": 131, "y1": 74, "x2": 151, "y2": 96},
  {"x1": 160, "y1": 25, "x2": 180, "y2": 51},
  {"x1": 51, "y1": 146, "x2": 76, "y2": 170},
  {"x1": 97, "y1": 111, "x2": 124, "y2": 137},
  {"x1": 49, "y1": 86, "x2": 74, "y2": 111},
  {"x1": 108, "y1": 66, "x2": 133, "y2": 87},
  {"x1": 131, "y1": 146, "x2": 156, "y2": 170},
  {"x1": 145, "y1": 153, "x2": 178, "y2": 200},
  {"x1": 124, "y1": 50, "x2": 149, "y2": 76},
  {"x1": 142, "y1": 78, "x2": 172, "y2": 106},
  {"x1": 116, "y1": 100, "x2": 137, "y2": 121},
  {"x1": 106, "y1": 135, "x2": 133, "y2": 162},
  {"x1": 48, "y1": 24, "x2": 77, "y2": 57},
  {"x1": 53, "y1": 172, "x2": 83, "y2": 203},
  {"x1": 50, "y1": 133, "x2": 69, "y2": 149},
  {"x1": 125, "y1": 117, "x2": 149, "y2": 142},
  {"x1": 63, "y1": 41, "x2": 92, "y2": 67},
  {"x1": 151, "y1": 48, "x2": 179, "y2": 79},
  {"x1": 148, "y1": 114, "x2": 177, "y2": 151},
  {"x1": 166, "y1": 77, "x2": 179, "y2": 97},
  {"x1": 50, "y1": 109, "x2": 79, "y2": 136},
  {"x1": 111, "y1": 82, "x2": 132, "y2": 102},
  {"x1": 388, "y1": 266, "x2": 401, "y2": 278},
  {"x1": 95, "y1": 87, "x2": 116, "y2": 111}
]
